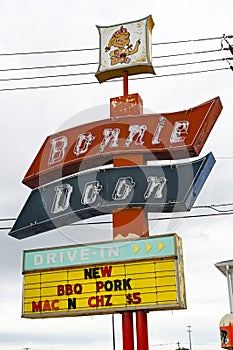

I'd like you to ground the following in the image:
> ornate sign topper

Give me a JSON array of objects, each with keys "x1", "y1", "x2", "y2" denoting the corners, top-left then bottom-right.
[
  {"x1": 95, "y1": 15, "x2": 155, "y2": 83},
  {"x1": 9, "y1": 152, "x2": 215, "y2": 239},
  {"x1": 22, "y1": 235, "x2": 186, "y2": 318},
  {"x1": 22, "y1": 97, "x2": 222, "y2": 189}
]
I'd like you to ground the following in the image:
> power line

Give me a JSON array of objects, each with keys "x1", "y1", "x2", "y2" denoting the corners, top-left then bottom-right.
[
  {"x1": 153, "y1": 48, "x2": 223, "y2": 59},
  {"x1": 133, "y1": 67, "x2": 229, "y2": 79},
  {"x1": 0, "y1": 57, "x2": 229, "y2": 83},
  {"x1": 0, "y1": 79, "x2": 98, "y2": 92},
  {"x1": 71, "y1": 210, "x2": 233, "y2": 225},
  {"x1": 0, "y1": 35, "x2": 229, "y2": 90},
  {"x1": 0, "y1": 48, "x2": 225, "y2": 74},
  {"x1": 0, "y1": 70, "x2": 96, "y2": 82},
  {"x1": 0, "y1": 61, "x2": 98, "y2": 73},
  {"x1": 153, "y1": 35, "x2": 232, "y2": 46},
  {"x1": 1, "y1": 202, "x2": 233, "y2": 230},
  {"x1": 155, "y1": 57, "x2": 232, "y2": 69},
  {"x1": 0, "y1": 47, "x2": 98, "y2": 57},
  {"x1": 0, "y1": 66, "x2": 230, "y2": 92},
  {"x1": 1, "y1": 211, "x2": 233, "y2": 231},
  {"x1": 0, "y1": 35, "x2": 230, "y2": 57},
  {"x1": 64, "y1": 210, "x2": 233, "y2": 229},
  {"x1": 0, "y1": 42, "x2": 229, "y2": 91},
  {"x1": 0, "y1": 55, "x2": 230, "y2": 83}
]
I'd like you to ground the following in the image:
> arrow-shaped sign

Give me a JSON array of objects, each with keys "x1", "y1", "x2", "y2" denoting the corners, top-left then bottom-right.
[
  {"x1": 9, "y1": 153, "x2": 215, "y2": 239},
  {"x1": 22, "y1": 97, "x2": 222, "y2": 189}
]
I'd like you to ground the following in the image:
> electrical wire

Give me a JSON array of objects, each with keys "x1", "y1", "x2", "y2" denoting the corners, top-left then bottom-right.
[
  {"x1": 0, "y1": 48, "x2": 226, "y2": 74},
  {"x1": 132, "y1": 67, "x2": 229, "y2": 79},
  {"x1": 0, "y1": 71, "x2": 96, "y2": 82},
  {"x1": 0, "y1": 79, "x2": 98, "y2": 92},
  {"x1": 153, "y1": 35, "x2": 226, "y2": 45},
  {"x1": 1, "y1": 211, "x2": 233, "y2": 231},
  {"x1": 0, "y1": 66, "x2": 230, "y2": 92},
  {"x1": 0, "y1": 61, "x2": 98, "y2": 73},
  {"x1": 155, "y1": 57, "x2": 232, "y2": 69},
  {"x1": 0, "y1": 35, "x2": 230, "y2": 57},
  {"x1": 1, "y1": 202, "x2": 233, "y2": 230},
  {"x1": 0, "y1": 57, "x2": 230, "y2": 83},
  {"x1": 0, "y1": 47, "x2": 98, "y2": 57},
  {"x1": 153, "y1": 48, "x2": 223, "y2": 59},
  {"x1": 0, "y1": 34, "x2": 229, "y2": 91}
]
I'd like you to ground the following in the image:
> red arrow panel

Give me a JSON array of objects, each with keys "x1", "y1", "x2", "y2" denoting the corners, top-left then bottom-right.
[{"x1": 23, "y1": 97, "x2": 222, "y2": 189}]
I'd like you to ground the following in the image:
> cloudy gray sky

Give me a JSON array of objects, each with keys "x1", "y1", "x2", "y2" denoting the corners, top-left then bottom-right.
[{"x1": 1, "y1": 1, "x2": 233, "y2": 349}]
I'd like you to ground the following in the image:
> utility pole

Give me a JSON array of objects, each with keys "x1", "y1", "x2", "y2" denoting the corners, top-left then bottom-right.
[
  {"x1": 112, "y1": 314, "x2": 116, "y2": 350},
  {"x1": 187, "y1": 325, "x2": 192, "y2": 350}
]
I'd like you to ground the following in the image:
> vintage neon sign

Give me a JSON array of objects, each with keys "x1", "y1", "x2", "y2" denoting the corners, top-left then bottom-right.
[
  {"x1": 23, "y1": 97, "x2": 222, "y2": 189},
  {"x1": 9, "y1": 152, "x2": 215, "y2": 239},
  {"x1": 22, "y1": 234, "x2": 186, "y2": 318}
]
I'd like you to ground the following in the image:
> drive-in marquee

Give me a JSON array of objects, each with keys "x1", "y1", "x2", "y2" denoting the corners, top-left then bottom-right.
[{"x1": 22, "y1": 234, "x2": 186, "y2": 318}]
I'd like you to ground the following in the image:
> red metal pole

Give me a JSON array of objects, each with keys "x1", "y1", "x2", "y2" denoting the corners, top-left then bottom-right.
[
  {"x1": 122, "y1": 312, "x2": 134, "y2": 350},
  {"x1": 123, "y1": 71, "x2": 128, "y2": 96},
  {"x1": 111, "y1": 83, "x2": 147, "y2": 350},
  {"x1": 136, "y1": 311, "x2": 149, "y2": 350}
]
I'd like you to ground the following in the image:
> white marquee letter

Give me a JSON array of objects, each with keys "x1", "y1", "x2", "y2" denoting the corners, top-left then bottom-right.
[
  {"x1": 51, "y1": 184, "x2": 73, "y2": 213},
  {"x1": 99, "y1": 128, "x2": 120, "y2": 153},
  {"x1": 124, "y1": 125, "x2": 147, "y2": 147},
  {"x1": 81, "y1": 181, "x2": 102, "y2": 205},
  {"x1": 112, "y1": 177, "x2": 135, "y2": 200},
  {"x1": 170, "y1": 121, "x2": 189, "y2": 143},
  {"x1": 73, "y1": 132, "x2": 95, "y2": 155},
  {"x1": 34, "y1": 254, "x2": 43, "y2": 266},
  {"x1": 48, "y1": 136, "x2": 67, "y2": 165},
  {"x1": 152, "y1": 117, "x2": 166, "y2": 145},
  {"x1": 144, "y1": 176, "x2": 167, "y2": 199}
]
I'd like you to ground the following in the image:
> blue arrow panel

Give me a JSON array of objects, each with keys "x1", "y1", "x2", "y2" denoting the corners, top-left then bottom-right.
[{"x1": 9, "y1": 153, "x2": 215, "y2": 239}]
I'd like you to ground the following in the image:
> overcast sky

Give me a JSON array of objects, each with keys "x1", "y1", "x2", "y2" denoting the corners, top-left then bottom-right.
[{"x1": 1, "y1": 1, "x2": 233, "y2": 350}]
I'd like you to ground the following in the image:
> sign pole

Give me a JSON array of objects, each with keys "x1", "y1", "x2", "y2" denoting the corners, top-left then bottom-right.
[
  {"x1": 122, "y1": 312, "x2": 134, "y2": 350},
  {"x1": 110, "y1": 78, "x2": 149, "y2": 350},
  {"x1": 136, "y1": 311, "x2": 149, "y2": 350},
  {"x1": 123, "y1": 71, "x2": 129, "y2": 96},
  {"x1": 226, "y1": 265, "x2": 233, "y2": 313},
  {"x1": 112, "y1": 315, "x2": 116, "y2": 350}
]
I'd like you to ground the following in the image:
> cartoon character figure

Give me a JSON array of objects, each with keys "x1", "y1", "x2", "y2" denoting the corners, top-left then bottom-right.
[{"x1": 105, "y1": 26, "x2": 141, "y2": 66}]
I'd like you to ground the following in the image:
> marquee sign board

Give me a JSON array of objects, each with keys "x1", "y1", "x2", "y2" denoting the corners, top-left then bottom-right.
[
  {"x1": 23, "y1": 97, "x2": 222, "y2": 189},
  {"x1": 9, "y1": 152, "x2": 215, "y2": 239},
  {"x1": 22, "y1": 234, "x2": 186, "y2": 318},
  {"x1": 95, "y1": 15, "x2": 155, "y2": 83}
]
